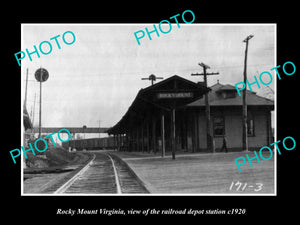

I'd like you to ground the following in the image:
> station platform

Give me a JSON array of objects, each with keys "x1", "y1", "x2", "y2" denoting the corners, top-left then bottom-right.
[{"x1": 110, "y1": 150, "x2": 275, "y2": 194}]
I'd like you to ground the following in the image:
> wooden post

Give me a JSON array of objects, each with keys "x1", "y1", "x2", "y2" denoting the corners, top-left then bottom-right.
[
  {"x1": 137, "y1": 126, "x2": 140, "y2": 152},
  {"x1": 118, "y1": 134, "x2": 120, "y2": 151},
  {"x1": 125, "y1": 132, "x2": 128, "y2": 151},
  {"x1": 113, "y1": 134, "x2": 116, "y2": 150},
  {"x1": 171, "y1": 108, "x2": 176, "y2": 159},
  {"x1": 161, "y1": 113, "x2": 165, "y2": 157},
  {"x1": 127, "y1": 132, "x2": 130, "y2": 152},
  {"x1": 196, "y1": 111, "x2": 199, "y2": 152},
  {"x1": 132, "y1": 130, "x2": 135, "y2": 151},
  {"x1": 266, "y1": 110, "x2": 272, "y2": 146},
  {"x1": 129, "y1": 131, "x2": 132, "y2": 152},
  {"x1": 118, "y1": 134, "x2": 121, "y2": 151},
  {"x1": 146, "y1": 116, "x2": 150, "y2": 153},
  {"x1": 134, "y1": 129, "x2": 138, "y2": 151},
  {"x1": 184, "y1": 109, "x2": 188, "y2": 152},
  {"x1": 192, "y1": 111, "x2": 197, "y2": 153},
  {"x1": 115, "y1": 134, "x2": 118, "y2": 151},
  {"x1": 152, "y1": 116, "x2": 156, "y2": 154},
  {"x1": 141, "y1": 124, "x2": 144, "y2": 153},
  {"x1": 120, "y1": 134, "x2": 123, "y2": 151}
]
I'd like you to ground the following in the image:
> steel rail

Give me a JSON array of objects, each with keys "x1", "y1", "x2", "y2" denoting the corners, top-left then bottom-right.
[
  {"x1": 53, "y1": 154, "x2": 96, "y2": 194},
  {"x1": 105, "y1": 153, "x2": 122, "y2": 194}
]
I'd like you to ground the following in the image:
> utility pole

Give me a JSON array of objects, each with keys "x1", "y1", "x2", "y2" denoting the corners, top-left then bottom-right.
[
  {"x1": 24, "y1": 68, "x2": 29, "y2": 108},
  {"x1": 141, "y1": 74, "x2": 163, "y2": 86},
  {"x1": 242, "y1": 35, "x2": 254, "y2": 152},
  {"x1": 32, "y1": 93, "x2": 36, "y2": 126},
  {"x1": 30, "y1": 92, "x2": 36, "y2": 138},
  {"x1": 39, "y1": 72, "x2": 42, "y2": 138},
  {"x1": 191, "y1": 62, "x2": 219, "y2": 153}
]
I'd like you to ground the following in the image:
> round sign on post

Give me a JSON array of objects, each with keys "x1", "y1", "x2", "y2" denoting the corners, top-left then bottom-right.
[
  {"x1": 35, "y1": 68, "x2": 49, "y2": 82},
  {"x1": 35, "y1": 67, "x2": 49, "y2": 138}
]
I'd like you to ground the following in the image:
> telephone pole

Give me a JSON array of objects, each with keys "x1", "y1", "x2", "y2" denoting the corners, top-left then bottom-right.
[
  {"x1": 242, "y1": 34, "x2": 254, "y2": 152},
  {"x1": 31, "y1": 92, "x2": 36, "y2": 138},
  {"x1": 24, "y1": 68, "x2": 29, "y2": 108},
  {"x1": 191, "y1": 62, "x2": 219, "y2": 153}
]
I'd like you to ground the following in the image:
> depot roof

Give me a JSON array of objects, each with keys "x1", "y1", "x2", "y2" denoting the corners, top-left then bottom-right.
[
  {"x1": 107, "y1": 75, "x2": 210, "y2": 134},
  {"x1": 187, "y1": 82, "x2": 274, "y2": 107}
]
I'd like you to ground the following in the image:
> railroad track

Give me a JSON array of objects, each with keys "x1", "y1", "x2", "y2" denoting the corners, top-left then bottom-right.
[{"x1": 54, "y1": 152, "x2": 149, "y2": 194}]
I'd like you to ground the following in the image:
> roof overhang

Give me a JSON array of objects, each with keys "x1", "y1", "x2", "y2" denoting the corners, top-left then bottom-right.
[{"x1": 107, "y1": 75, "x2": 210, "y2": 134}]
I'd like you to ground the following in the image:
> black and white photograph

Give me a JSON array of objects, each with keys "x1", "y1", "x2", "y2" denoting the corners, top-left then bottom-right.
[
  {"x1": 21, "y1": 23, "x2": 276, "y2": 195},
  {"x1": 3, "y1": 4, "x2": 298, "y2": 220}
]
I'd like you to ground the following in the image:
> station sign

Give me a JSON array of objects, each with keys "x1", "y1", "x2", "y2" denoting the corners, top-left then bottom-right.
[{"x1": 157, "y1": 92, "x2": 194, "y2": 99}]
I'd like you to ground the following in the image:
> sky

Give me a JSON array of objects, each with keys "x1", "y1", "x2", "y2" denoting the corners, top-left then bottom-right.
[{"x1": 21, "y1": 24, "x2": 276, "y2": 137}]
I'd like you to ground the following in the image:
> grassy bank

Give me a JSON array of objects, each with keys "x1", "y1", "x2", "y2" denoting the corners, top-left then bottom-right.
[{"x1": 25, "y1": 146, "x2": 76, "y2": 169}]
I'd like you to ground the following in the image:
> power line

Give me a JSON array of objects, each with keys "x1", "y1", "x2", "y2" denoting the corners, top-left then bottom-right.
[{"x1": 22, "y1": 64, "x2": 274, "y2": 78}]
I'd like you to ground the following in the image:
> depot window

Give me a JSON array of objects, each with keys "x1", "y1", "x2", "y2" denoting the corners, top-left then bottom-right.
[
  {"x1": 247, "y1": 113, "x2": 255, "y2": 136},
  {"x1": 213, "y1": 116, "x2": 225, "y2": 136}
]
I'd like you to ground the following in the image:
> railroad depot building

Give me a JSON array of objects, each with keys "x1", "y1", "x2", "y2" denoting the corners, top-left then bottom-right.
[{"x1": 107, "y1": 75, "x2": 274, "y2": 153}]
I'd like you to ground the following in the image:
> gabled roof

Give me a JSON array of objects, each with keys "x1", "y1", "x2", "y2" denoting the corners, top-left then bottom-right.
[
  {"x1": 108, "y1": 75, "x2": 209, "y2": 134},
  {"x1": 143, "y1": 75, "x2": 200, "y2": 91},
  {"x1": 216, "y1": 84, "x2": 238, "y2": 91},
  {"x1": 187, "y1": 83, "x2": 274, "y2": 107}
]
